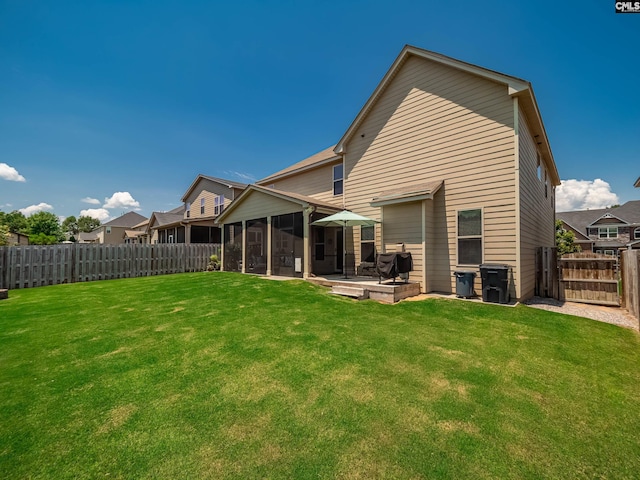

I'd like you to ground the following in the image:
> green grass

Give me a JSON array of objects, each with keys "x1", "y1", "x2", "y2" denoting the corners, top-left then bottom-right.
[{"x1": 1, "y1": 272, "x2": 639, "y2": 479}]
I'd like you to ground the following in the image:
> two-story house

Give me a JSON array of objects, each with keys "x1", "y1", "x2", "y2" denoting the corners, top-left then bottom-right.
[
  {"x1": 215, "y1": 45, "x2": 560, "y2": 301},
  {"x1": 80, "y1": 212, "x2": 147, "y2": 244},
  {"x1": 557, "y1": 200, "x2": 640, "y2": 255},
  {"x1": 147, "y1": 175, "x2": 247, "y2": 244}
]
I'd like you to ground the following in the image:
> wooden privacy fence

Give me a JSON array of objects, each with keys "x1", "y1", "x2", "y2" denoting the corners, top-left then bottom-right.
[
  {"x1": 558, "y1": 252, "x2": 619, "y2": 306},
  {"x1": 0, "y1": 243, "x2": 221, "y2": 290},
  {"x1": 621, "y1": 250, "x2": 640, "y2": 324}
]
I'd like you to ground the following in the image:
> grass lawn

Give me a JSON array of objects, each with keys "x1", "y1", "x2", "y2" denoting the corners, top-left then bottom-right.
[{"x1": 1, "y1": 272, "x2": 639, "y2": 479}]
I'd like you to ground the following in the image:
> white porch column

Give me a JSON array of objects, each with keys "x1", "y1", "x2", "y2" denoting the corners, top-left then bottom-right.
[
  {"x1": 241, "y1": 220, "x2": 247, "y2": 274},
  {"x1": 266, "y1": 216, "x2": 272, "y2": 276},
  {"x1": 220, "y1": 224, "x2": 225, "y2": 271},
  {"x1": 185, "y1": 224, "x2": 191, "y2": 244},
  {"x1": 303, "y1": 208, "x2": 311, "y2": 279}
]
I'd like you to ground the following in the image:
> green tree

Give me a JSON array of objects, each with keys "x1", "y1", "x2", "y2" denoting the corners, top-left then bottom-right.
[
  {"x1": 77, "y1": 216, "x2": 101, "y2": 232},
  {"x1": 0, "y1": 224, "x2": 10, "y2": 246},
  {"x1": 27, "y1": 211, "x2": 63, "y2": 241},
  {"x1": 2, "y1": 210, "x2": 28, "y2": 234},
  {"x1": 556, "y1": 219, "x2": 581, "y2": 255},
  {"x1": 28, "y1": 232, "x2": 58, "y2": 245},
  {"x1": 62, "y1": 216, "x2": 79, "y2": 238}
]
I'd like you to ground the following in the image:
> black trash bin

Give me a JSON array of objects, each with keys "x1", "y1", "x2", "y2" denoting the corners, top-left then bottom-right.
[
  {"x1": 479, "y1": 264, "x2": 510, "y2": 304},
  {"x1": 454, "y1": 270, "x2": 476, "y2": 298}
]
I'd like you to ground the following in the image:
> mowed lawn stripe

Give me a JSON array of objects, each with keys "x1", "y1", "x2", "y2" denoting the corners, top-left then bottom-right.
[{"x1": 1, "y1": 272, "x2": 639, "y2": 479}]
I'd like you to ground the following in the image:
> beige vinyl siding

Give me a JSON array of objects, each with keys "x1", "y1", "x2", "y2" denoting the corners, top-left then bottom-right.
[
  {"x1": 343, "y1": 55, "x2": 517, "y2": 295},
  {"x1": 184, "y1": 179, "x2": 234, "y2": 220},
  {"x1": 219, "y1": 190, "x2": 302, "y2": 224},
  {"x1": 382, "y1": 202, "x2": 424, "y2": 289},
  {"x1": 518, "y1": 107, "x2": 556, "y2": 300},
  {"x1": 265, "y1": 162, "x2": 342, "y2": 205}
]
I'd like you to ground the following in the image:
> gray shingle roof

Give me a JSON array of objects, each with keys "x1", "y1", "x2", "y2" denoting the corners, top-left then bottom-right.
[
  {"x1": 257, "y1": 146, "x2": 339, "y2": 184},
  {"x1": 103, "y1": 211, "x2": 147, "y2": 228},
  {"x1": 557, "y1": 200, "x2": 640, "y2": 234}
]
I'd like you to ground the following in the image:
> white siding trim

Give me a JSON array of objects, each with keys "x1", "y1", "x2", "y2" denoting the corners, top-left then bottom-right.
[{"x1": 513, "y1": 96, "x2": 522, "y2": 299}]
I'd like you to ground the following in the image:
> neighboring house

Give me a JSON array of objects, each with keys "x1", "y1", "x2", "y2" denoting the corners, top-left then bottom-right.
[
  {"x1": 83, "y1": 212, "x2": 147, "y2": 244},
  {"x1": 557, "y1": 200, "x2": 640, "y2": 255},
  {"x1": 635, "y1": 177, "x2": 639, "y2": 188},
  {"x1": 124, "y1": 218, "x2": 151, "y2": 244},
  {"x1": 147, "y1": 206, "x2": 185, "y2": 244},
  {"x1": 147, "y1": 175, "x2": 247, "y2": 244},
  {"x1": 216, "y1": 45, "x2": 560, "y2": 301},
  {"x1": 7, "y1": 231, "x2": 29, "y2": 246}
]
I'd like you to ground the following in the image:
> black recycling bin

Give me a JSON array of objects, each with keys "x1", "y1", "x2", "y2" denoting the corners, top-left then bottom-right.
[
  {"x1": 479, "y1": 264, "x2": 510, "y2": 304},
  {"x1": 454, "y1": 270, "x2": 476, "y2": 298}
]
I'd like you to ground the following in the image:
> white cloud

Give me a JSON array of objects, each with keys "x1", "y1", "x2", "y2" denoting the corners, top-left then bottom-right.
[
  {"x1": 80, "y1": 208, "x2": 111, "y2": 222},
  {"x1": 0, "y1": 163, "x2": 26, "y2": 182},
  {"x1": 81, "y1": 197, "x2": 101, "y2": 205},
  {"x1": 103, "y1": 192, "x2": 140, "y2": 210},
  {"x1": 19, "y1": 202, "x2": 53, "y2": 216},
  {"x1": 556, "y1": 179, "x2": 620, "y2": 212}
]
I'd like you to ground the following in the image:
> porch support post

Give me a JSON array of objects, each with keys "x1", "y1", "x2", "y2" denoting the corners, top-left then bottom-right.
[
  {"x1": 266, "y1": 216, "x2": 272, "y2": 276},
  {"x1": 185, "y1": 224, "x2": 191, "y2": 244},
  {"x1": 220, "y1": 224, "x2": 225, "y2": 272},
  {"x1": 241, "y1": 220, "x2": 247, "y2": 274},
  {"x1": 303, "y1": 208, "x2": 311, "y2": 279}
]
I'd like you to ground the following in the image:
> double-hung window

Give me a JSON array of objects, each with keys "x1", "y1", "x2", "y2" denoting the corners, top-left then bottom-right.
[
  {"x1": 214, "y1": 195, "x2": 225, "y2": 216},
  {"x1": 635, "y1": 227, "x2": 640, "y2": 240},
  {"x1": 333, "y1": 164, "x2": 343, "y2": 196},
  {"x1": 200, "y1": 198, "x2": 205, "y2": 215},
  {"x1": 360, "y1": 225, "x2": 375, "y2": 263},
  {"x1": 598, "y1": 227, "x2": 618, "y2": 239},
  {"x1": 186, "y1": 202, "x2": 191, "y2": 218},
  {"x1": 457, "y1": 209, "x2": 482, "y2": 265}
]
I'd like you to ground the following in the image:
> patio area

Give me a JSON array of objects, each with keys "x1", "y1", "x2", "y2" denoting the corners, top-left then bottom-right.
[{"x1": 307, "y1": 274, "x2": 422, "y2": 303}]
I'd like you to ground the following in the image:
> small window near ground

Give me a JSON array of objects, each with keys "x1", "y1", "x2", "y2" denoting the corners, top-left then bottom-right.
[
  {"x1": 360, "y1": 225, "x2": 375, "y2": 263},
  {"x1": 333, "y1": 164, "x2": 343, "y2": 196},
  {"x1": 457, "y1": 209, "x2": 482, "y2": 265}
]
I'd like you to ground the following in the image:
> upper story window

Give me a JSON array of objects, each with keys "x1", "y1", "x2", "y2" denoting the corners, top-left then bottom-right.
[
  {"x1": 333, "y1": 164, "x2": 343, "y2": 196},
  {"x1": 214, "y1": 195, "x2": 224, "y2": 216},
  {"x1": 106, "y1": 226, "x2": 111, "y2": 234},
  {"x1": 635, "y1": 227, "x2": 640, "y2": 240},
  {"x1": 186, "y1": 202, "x2": 191, "y2": 218},
  {"x1": 598, "y1": 226, "x2": 618, "y2": 239},
  {"x1": 200, "y1": 198, "x2": 205, "y2": 215},
  {"x1": 457, "y1": 209, "x2": 482, "y2": 265}
]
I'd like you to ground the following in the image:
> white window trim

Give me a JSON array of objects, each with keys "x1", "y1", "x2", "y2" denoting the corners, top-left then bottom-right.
[
  {"x1": 200, "y1": 198, "x2": 205, "y2": 215},
  {"x1": 635, "y1": 227, "x2": 640, "y2": 240},
  {"x1": 214, "y1": 195, "x2": 225, "y2": 216},
  {"x1": 333, "y1": 164, "x2": 344, "y2": 196},
  {"x1": 456, "y1": 207, "x2": 483, "y2": 266},
  {"x1": 598, "y1": 226, "x2": 618, "y2": 239}
]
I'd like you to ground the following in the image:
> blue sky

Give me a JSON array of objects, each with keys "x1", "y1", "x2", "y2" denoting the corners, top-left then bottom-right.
[{"x1": 1, "y1": 0, "x2": 638, "y2": 221}]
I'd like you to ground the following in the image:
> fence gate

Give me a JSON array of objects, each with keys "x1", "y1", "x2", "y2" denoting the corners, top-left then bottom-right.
[{"x1": 558, "y1": 252, "x2": 619, "y2": 306}]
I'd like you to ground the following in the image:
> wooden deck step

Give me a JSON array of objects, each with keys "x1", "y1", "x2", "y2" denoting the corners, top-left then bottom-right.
[{"x1": 331, "y1": 285, "x2": 369, "y2": 300}]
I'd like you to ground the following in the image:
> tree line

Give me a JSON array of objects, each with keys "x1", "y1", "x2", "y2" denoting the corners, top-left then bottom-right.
[{"x1": 0, "y1": 211, "x2": 102, "y2": 246}]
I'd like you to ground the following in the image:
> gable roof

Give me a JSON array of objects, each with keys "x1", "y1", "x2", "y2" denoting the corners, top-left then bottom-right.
[
  {"x1": 103, "y1": 211, "x2": 147, "y2": 228},
  {"x1": 334, "y1": 44, "x2": 560, "y2": 186},
  {"x1": 215, "y1": 184, "x2": 342, "y2": 224},
  {"x1": 148, "y1": 205, "x2": 185, "y2": 230},
  {"x1": 556, "y1": 200, "x2": 640, "y2": 234},
  {"x1": 257, "y1": 146, "x2": 340, "y2": 184},
  {"x1": 635, "y1": 177, "x2": 640, "y2": 188},
  {"x1": 181, "y1": 174, "x2": 248, "y2": 203}
]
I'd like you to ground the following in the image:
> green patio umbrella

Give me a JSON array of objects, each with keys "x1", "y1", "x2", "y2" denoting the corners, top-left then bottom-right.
[{"x1": 311, "y1": 210, "x2": 379, "y2": 278}]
